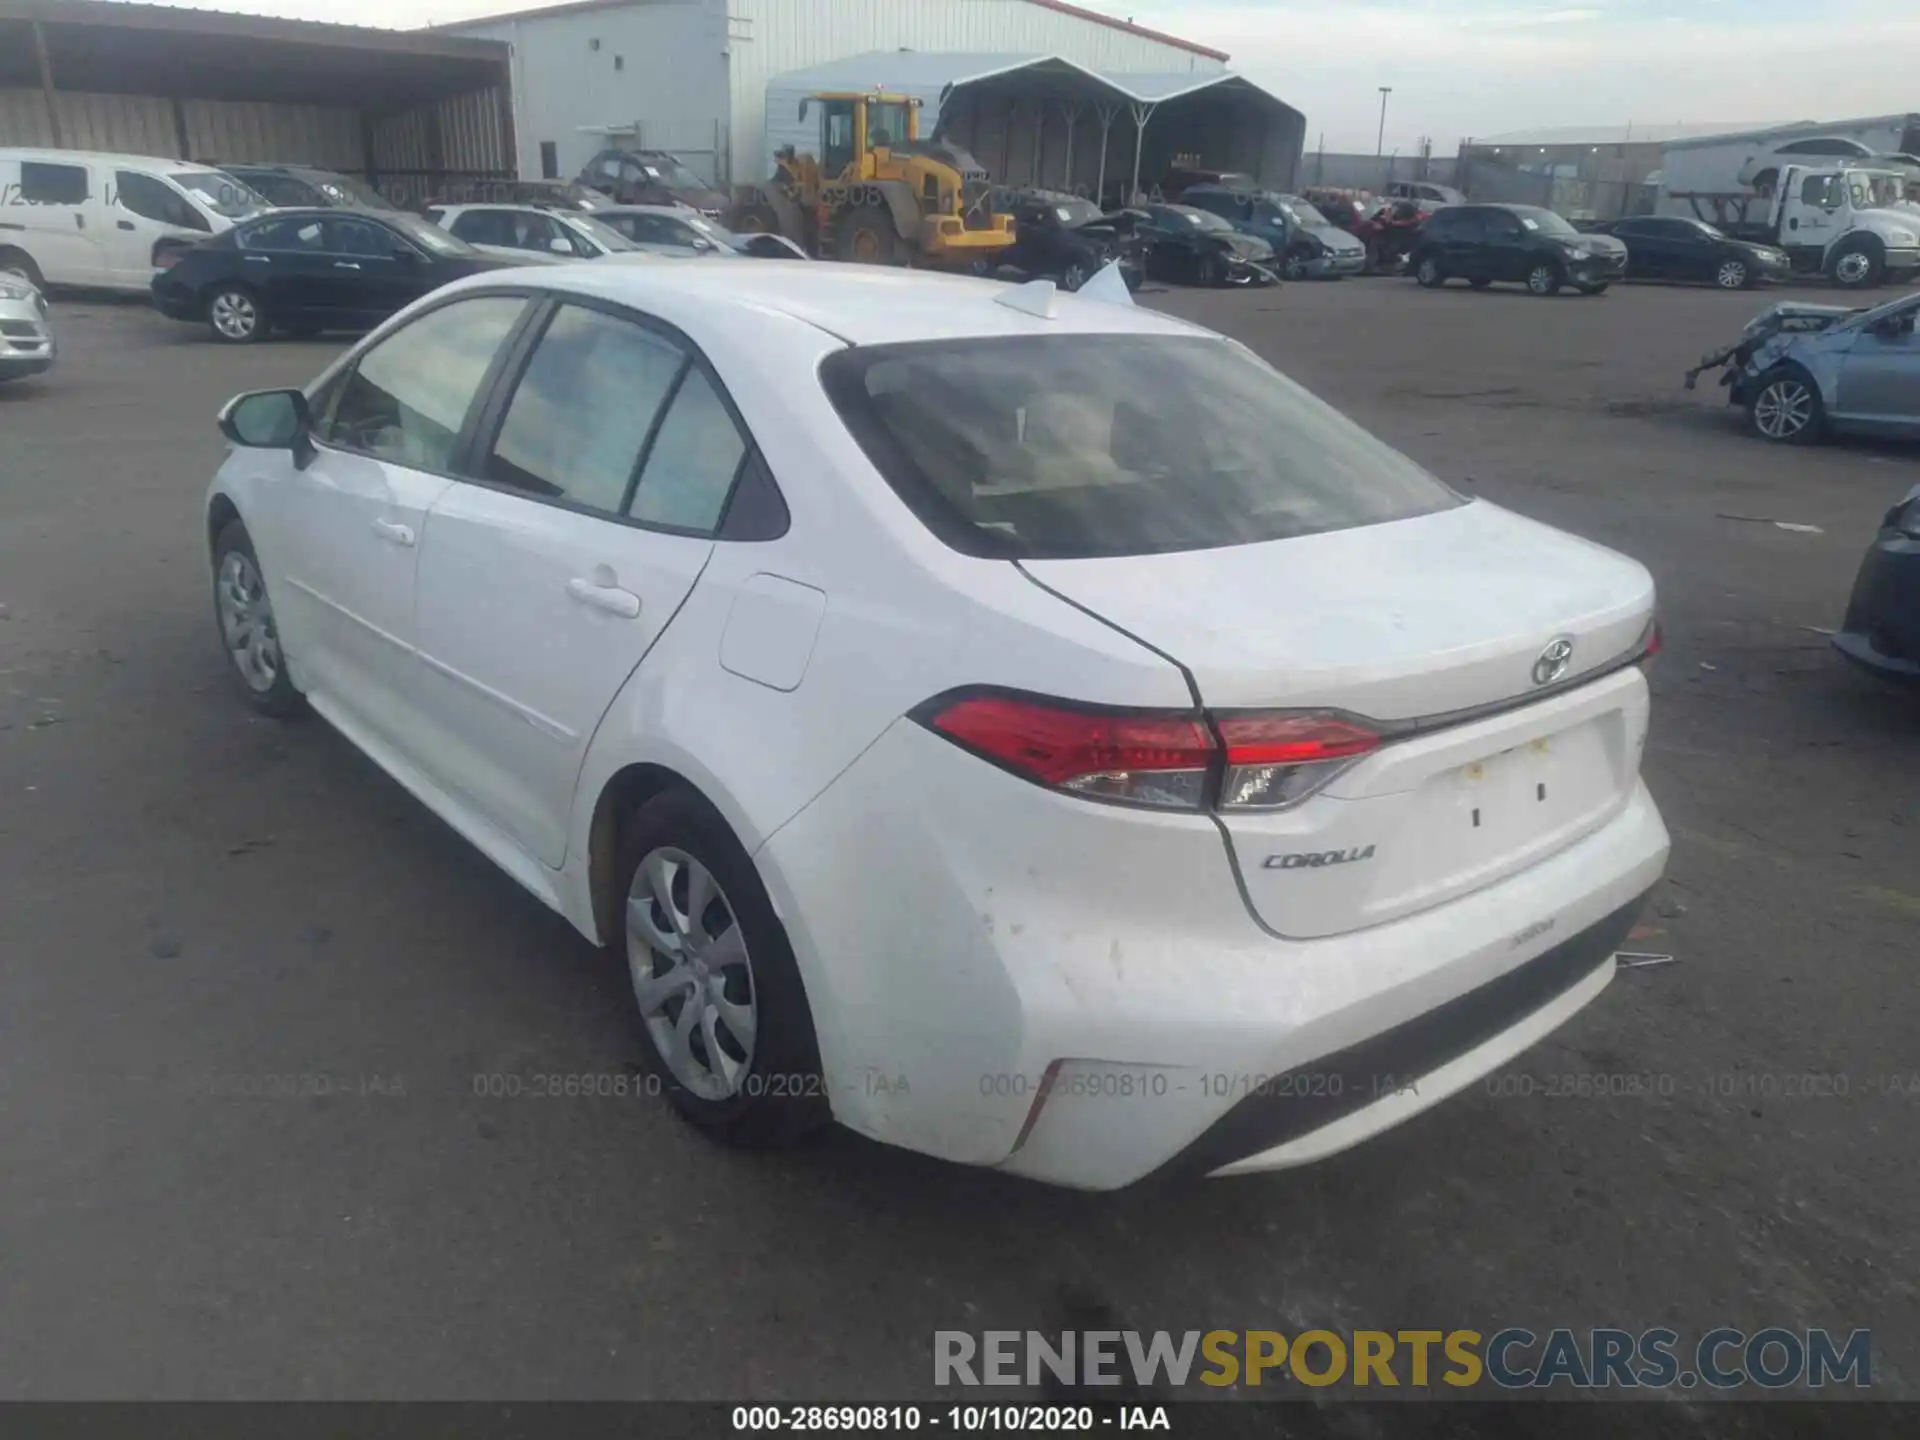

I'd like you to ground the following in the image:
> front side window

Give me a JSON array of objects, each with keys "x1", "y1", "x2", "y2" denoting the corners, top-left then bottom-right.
[
  {"x1": 484, "y1": 305, "x2": 687, "y2": 513},
  {"x1": 822, "y1": 103, "x2": 857, "y2": 175},
  {"x1": 19, "y1": 161, "x2": 88, "y2": 205},
  {"x1": 327, "y1": 218, "x2": 396, "y2": 258},
  {"x1": 237, "y1": 217, "x2": 329, "y2": 252},
  {"x1": 319, "y1": 296, "x2": 528, "y2": 472},
  {"x1": 821, "y1": 334, "x2": 1461, "y2": 560},
  {"x1": 115, "y1": 172, "x2": 203, "y2": 230}
]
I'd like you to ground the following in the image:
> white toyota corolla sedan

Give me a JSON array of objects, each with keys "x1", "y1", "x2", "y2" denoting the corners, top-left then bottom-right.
[{"x1": 203, "y1": 260, "x2": 1669, "y2": 1190}]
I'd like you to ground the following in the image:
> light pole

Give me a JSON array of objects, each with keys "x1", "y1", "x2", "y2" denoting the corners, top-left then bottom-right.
[{"x1": 1376, "y1": 87, "x2": 1393, "y2": 157}]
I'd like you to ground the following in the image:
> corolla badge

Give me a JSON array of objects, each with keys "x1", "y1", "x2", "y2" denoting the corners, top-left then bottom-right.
[{"x1": 1532, "y1": 635, "x2": 1576, "y2": 687}]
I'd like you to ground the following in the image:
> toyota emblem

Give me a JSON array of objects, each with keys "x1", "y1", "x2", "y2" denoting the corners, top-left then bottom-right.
[{"x1": 1532, "y1": 636, "x2": 1576, "y2": 687}]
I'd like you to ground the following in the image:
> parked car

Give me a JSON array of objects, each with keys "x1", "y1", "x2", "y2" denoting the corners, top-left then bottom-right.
[
  {"x1": 1411, "y1": 203, "x2": 1628, "y2": 296},
  {"x1": 996, "y1": 192, "x2": 1145, "y2": 291},
  {"x1": 425, "y1": 203, "x2": 640, "y2": 262},
  {"x1": 200, "y1": 261, "x2": 1667, "y2": 1189},
  {"x1": 1180, "y1": 185, "x2": 1366, "y2": 279},
  {"x1": 1161, "y1": 166, "x2": 1257, "y2": 201},
  {"x1": 1592, "y1": 215, "x2": 1790, "y2": 289},
  {"x1": 1684, "y1": 291, "x2": 1920, "y2": 444},
  {"x1": 216, "y1": 164, "x2": 400, "y2": 212},
  {"x1": 593, "y1": 205, "x2": 809, "y2": 260},
  {"x1": 0, "y1": 147, "x2": 265, "y2": 293},
  {"x1": 1832, "y1": 484, "x2": 1920, "y2": 684},
  {"x1": 152, "y1": 207, "x2": 531, "y2": 343},
  {"x1": 1384, "y1": 180, "x2": 1466, "y2": 207},
  {"x1": 0, "y1": 273, "x2": 54, "y2": 384},
  {"x1": 578, "y1": 148, "x2": 729, "y2": 216},
  {"x1": 427, "y1": 178, "x2": 610, "y2": 212},
  {"x1": 1137, "y1": 204, "x2": 1276, "y2": 286}
]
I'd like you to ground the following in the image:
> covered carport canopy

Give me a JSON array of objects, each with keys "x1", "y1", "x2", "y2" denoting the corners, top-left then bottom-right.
[{"x1": 764, "y1": 52, "x2": 1305, "y2": 205}]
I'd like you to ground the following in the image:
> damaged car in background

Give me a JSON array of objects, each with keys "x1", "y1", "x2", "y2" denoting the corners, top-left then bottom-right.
[
  {"x1": 1137, "y1": 203, "x2": 1277, "y2": 287},
  {"x1": 1685, "y1": 292, "x2": 1920, "y2": 444},
  {"x1": 993, "y1": 191, "x2": 1147, "y2": 291}
]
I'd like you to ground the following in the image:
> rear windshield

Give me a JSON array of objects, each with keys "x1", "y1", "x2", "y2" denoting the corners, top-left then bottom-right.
[{"x1": 820, "y1": 335, "x2": 1462, "y2": 559}]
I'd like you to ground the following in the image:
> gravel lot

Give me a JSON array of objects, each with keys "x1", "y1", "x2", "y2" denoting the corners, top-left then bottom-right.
[{"x1": 1, "y1": 276, "x2": 1915, "y2": 1418}]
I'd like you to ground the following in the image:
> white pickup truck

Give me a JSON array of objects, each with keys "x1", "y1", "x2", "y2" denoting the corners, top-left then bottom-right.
[{"x1": 1676, "y1": 164, "x2": 1920, "y2": 290}]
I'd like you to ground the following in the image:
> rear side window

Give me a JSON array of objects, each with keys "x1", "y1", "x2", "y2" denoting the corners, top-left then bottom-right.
[
  {"x1": 629, "y1": 367, "x2": 747, "y2": 532},
  {"x1": 237, "y1": 217, "x2": 328, "y2": 252},
  {"x1": 20, "y1": 161, "x2": 88, "y2": 205},
  {"x1": 821, "y1": 335, "x2": 1461, "y2": 560},
  {"x1": 319, "y1": 296, "x2": 528, "y2": 472}
]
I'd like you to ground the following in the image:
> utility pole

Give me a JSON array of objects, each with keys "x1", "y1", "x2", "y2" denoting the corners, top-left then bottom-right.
[{"x1": 1376, "y1": 87, "x2": 1392, "y2": 157}]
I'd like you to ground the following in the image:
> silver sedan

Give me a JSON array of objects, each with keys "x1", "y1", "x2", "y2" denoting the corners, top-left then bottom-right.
[{"x1": 0, "y1": 275, "x2": 54, "y2": 384}]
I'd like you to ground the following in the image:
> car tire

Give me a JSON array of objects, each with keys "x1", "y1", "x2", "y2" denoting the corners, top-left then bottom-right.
[
  {"x1": 1716, "y1": 259, "x2": 1751, "y2": 290},
  {"x1": 206, "y1": 284, "x2": 266, "y2": 344},
  {"x1": 836, "y1": 204, "x2": 903, "y2": 266},
  {"x1": 1830, "y1": 243, "x2": 1884, "y2": 290},
  {"x1": 617, "y1": 789, "x2": 830, "y2": 1149},
  {"x1": 1196, "y1": 253, "x2": 1220, "y2": 286},
  {"x1": 1526, "y1": 262, "x2": 1563, "y2": 296},
  {"x1": 0, "y1": 247, "x2": 46, "y2": 290},
  {"x1": 1061, "y1": 256, "x2": 1092, "y2": 292},
  {"x1": 210, "y1": 519, "x2": 303, "y2": 718},
  {"x1": 1415, "y1": 254, "x2": 1445, "y2": 288},
  {"x1": 1746, "y1": 366, "x2": 1825, "y2": 445},
  {"x1": 1281, "y1": 247, "x2": 1314, "y2": 281}
]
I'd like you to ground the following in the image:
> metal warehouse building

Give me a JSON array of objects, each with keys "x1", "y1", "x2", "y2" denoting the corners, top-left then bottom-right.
[
  {"x1": 445, "y1": 0, "x2": 1303, "y2": 195},
  {"x1": 1, "y1": 0, "x2": 514, "y2": 202}
]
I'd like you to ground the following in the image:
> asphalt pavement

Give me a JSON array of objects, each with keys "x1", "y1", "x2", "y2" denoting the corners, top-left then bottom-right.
[{"x1": 1, "y1": 276, "x2": 1915, "y2": 1421}]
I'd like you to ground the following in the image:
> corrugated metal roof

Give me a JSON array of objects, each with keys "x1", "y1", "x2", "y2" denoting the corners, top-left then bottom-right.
[{"x1": 767, "y1": 50, "x2": 1297, "y2": 114}]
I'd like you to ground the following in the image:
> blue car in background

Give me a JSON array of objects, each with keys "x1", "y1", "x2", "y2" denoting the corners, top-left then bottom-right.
[{"x1": 1179, "y1": 184, "x2": 1368, "y2": 280}]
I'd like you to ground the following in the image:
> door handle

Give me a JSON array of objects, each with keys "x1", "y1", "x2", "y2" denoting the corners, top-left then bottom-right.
[
  {"x1": 566, "y1": 577, "x2": 641, "y2": 618},
  {"x1": 75, "y1": 213, "x2": 85, "y2": 229},
  {"x1": 244, "y1": 254, "x2": 270, "y2": 263},
  {"x1": 117, "y1": 219, "x2": 135, "y2": 231},
  {"x1": 371, "y1": 518, "x2": 416, "y2": 547},
  {"x1": 334, "y1": 261, "x2": 362, "y2": 270}
]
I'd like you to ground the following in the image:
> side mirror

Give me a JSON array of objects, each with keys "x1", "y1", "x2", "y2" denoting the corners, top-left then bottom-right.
[
  {"x1": 218, "y1": 389, "x2": 313, "y2": 464},
  {"x1": 692, "y1": 237, "x2": 716, "y2": 252},
  {"x1": 549, "y1": 236, "x2": 572, "y2": 254}
]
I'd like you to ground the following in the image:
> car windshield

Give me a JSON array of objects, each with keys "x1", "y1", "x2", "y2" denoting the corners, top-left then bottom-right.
[
  {"x1": 820, "y1": 335, "x2": 1461, "y2": 560},
  {"x1": 1055, "y1": 200, "x2": 1104, "y2": 226},
  {"x1": 566, "y1": 214, "x2": 639, "y2": 251},
  {"x1": 867, "y1": 103, "x2": 914, "y2": 149},
  {"x1": 1180, "y1": 209, "x2": 1234, "y2": 233},
  {"x1": 1275, "y1": 198, "x2": 1330, "y2": 227},
  {"x1": 1515, "y1": 207, "x2": 1577, "y2": 236},
  {"x1": 172, "y1": 171, "x2": 265, "y2": 218},
  {"x1": 1862, "y1": 173, "x2": 1906, "y2": 208},
  {"x1": 674, "y1": 212, "x2": 734, "y2": 244},
  {"x1": 641, "y1": 155, "x2": 710, "y2": 193},
  {"x1": 313, "y1": 174, "x2": 398, "y2": 210},
  {"x1": 387, "y1": 212, "x2": 476, "y2": 257}
]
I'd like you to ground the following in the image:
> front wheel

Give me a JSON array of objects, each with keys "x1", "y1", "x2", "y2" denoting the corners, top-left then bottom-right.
[
  {"x1": 1, "y1": 248, "x2": 47, "y2": 289},
  {"x1": 1715, "y1": 258, "x2": 1751, "y2": 290},
  {"x1": 1747, "y1": 367, "x2": 1824, "y2": 445},
  {"x1": 618, "y1": 790, "x2": 829, "y2": 1148},
  {"x1": 1281, "y1": 248, "x2": 1314, "y2": 281},
  {"x1": 211, "y1": 519, "x2": 303, "y2": 717},
  {"x1": 1414, "y1": 254, "x2": 1445, "y2": 288},
  {"x1": 1830, "y1": 244, "x2": 1883, "y2": 290},
  {"x1": 836, "y1": 204, "x2": 903, "y2": 266},
  {"x1": 1526, "y1": 262, "x2": 1563, "y2": 297},
  {"x1": 206, "y1": 285, "x2": 265, "y2": 344},
  {"x1": 1061, "y1": 256, "x2": 1093, "y2": 292}
]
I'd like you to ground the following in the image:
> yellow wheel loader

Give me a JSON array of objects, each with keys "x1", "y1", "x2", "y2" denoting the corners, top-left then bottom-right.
[{"x1": 732, "y1": 92, "x2": 1016, "y2": 270}]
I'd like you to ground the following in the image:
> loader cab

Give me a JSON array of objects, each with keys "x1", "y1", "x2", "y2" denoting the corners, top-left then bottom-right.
[{"x1": 799, "y1": 93, "x2": 921, "y2": 181}]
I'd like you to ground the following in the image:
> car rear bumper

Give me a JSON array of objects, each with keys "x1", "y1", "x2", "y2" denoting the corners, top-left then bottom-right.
[
  {"x1": 760, "y1": 720, "x2": 1669, "y2": 1190},
  {"x1": 1833, "y1": 528, "x2": 1920, "y2": 682}
]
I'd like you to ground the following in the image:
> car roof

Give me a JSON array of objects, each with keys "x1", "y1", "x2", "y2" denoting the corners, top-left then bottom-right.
[
  {"x1": 239, "y1": 206, "x2": 397, "y2": 223},
  {"x1": 481, "y1": 262, "x2": 1207, "y2": 347},
  {"x1": 595, "y1": 204, "x2": 705, "y2": 217}
]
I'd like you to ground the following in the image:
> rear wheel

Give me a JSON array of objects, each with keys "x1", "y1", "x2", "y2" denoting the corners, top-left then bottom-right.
[
  {"x1": 206, "y1": 284, "x2": 265, "y2": 344},
  {"x1": 1061, "y1": 255, "x2": 1093, "y2": 291},
  {"x1": 1715, "y1": 258, "x2": 1751, "y2": 290},
  {"x1": 1526, "y1": 262, "x2": 1563, "y2": 296},
  {"x1": 617, "y1": 790, "x2": 828, "y2": 1148},
  {"x1": 1, "y1": 248, "x2": 46, "y2": 290},
  {"x1": 1415, "y1": 254, "x2": 1445, "y2": 288},
  {"x1": 1747, "y1": 366, "x2": 1824, "y2": 445},
  {"x1": 836, "y1": 205, "x2": 903, "y2": 266}
]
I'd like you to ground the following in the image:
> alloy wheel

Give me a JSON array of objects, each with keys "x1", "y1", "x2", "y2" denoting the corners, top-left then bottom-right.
[
  {"x1": 1417, "y1": 257, "x2": 1440, "y2": 287},
  {"x1": 1283, "y1": 252, "x2": 1308, "y2": 280},
  {"x1": 1754, "y1": 379, "x2": 1814, "y2": 439},
  {"x1": 210, "y1": 290, "x2": 257, "y2": 341},
  {"x1": 1833, "y1": 251, "x2": 1873, "y2": 287},
  {"x1": 1063, "y1": 260, "x2": 1089, "y2": 291},
  {"x1": 627, "y1": 848, "x2": 758, "y2": 1102},
  {"x1": 216, "y1": 550, "x2": 281, "y2": 693},
  {"x1": 1528, "y1": 265, "x2": 1558, "y2": 295},
  {"x1": 1717, "y1": 260, "x2": 1748, "y2": 289}
]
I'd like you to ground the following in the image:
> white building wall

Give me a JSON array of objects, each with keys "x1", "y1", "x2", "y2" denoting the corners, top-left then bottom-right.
[
  {"x1": 453, "y1": 0, "x2": 731, "y2": 184},
  {"x1": 730, "y1": 0, "x2": 1225, "y2": 186}
]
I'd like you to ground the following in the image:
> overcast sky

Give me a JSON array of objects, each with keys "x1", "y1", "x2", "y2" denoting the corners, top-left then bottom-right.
[{"x1": 138, "y1": 0, "x2": 1917, "y2": 153}]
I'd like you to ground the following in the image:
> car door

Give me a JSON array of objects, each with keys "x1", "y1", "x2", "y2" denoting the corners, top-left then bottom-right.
[
  {"x1": 5, "y1": 159, "x2": 105, "y2": 286},
  {"x1": 1442, "y1": 208, "x2": 1489, "y2": 277},
  {"x1": 106, "y1": 171, "x2": 200, "y2": 284},
  {"x1": 1657, "y1": 219, "x2": 1717, "y2": 281},
  {"x1": 1831, "y1": 300, "x2": 1920, "y2": 432},
  {"x1": 275, "y1": 293, "x2": 534, "y2": 752},
  {"x1": 1611, "y1": 219, "x2": 1659, "y2": 278},
  {"x1": 232, "y1": 214, "x2": 345, "y2": 325},
  {"x1": 1481, "y1": 210, "x2": 1529, "y2": 282},
  {"x1": 410, "y1": 298, "x2": 752, "y2": 866},
  {"x1": 323, "y1": 215, "x2": 419, "y2": 324}
]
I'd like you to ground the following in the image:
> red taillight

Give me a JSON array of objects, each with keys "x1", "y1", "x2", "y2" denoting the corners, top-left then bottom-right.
[
  {"x1": 154, "y1": 250, "x2": 182, "y2": 271},
  {"x1": 918, "y1": 692, "x2": 1379, "y2": 813},
  {"x1": 1216, "y1": 712, "x2": 1380, "y2": 811},
  {"x1": 1639, "y1": 618, "x2": 1663, "y2": 667},
  {"x1": 924, "y1": 693, "x2": 1214, "y2": 810}
]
